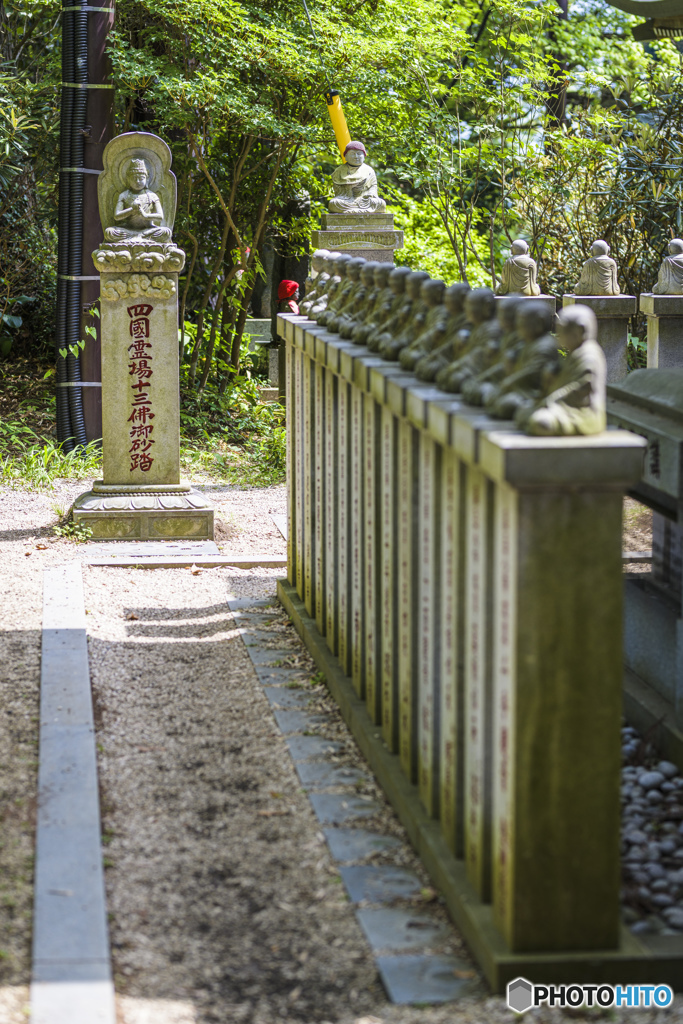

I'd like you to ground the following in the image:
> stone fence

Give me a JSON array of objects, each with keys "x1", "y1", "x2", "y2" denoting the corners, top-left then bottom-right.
[{"x1": 271, "y1": 293, "x2": 683, "y2": 988}]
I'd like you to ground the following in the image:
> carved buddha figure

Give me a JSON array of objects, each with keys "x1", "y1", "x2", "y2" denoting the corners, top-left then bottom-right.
[
  {"x1": 307, "y1": 253, "x2": 343, "y2": 318},
  {"x1": 104, "y1": 159, "x2": 172, "y2": 242},
  {"x1": 519, "y1": 305, "x2": 606, "y2": 436},
  {"x1": 339, "y1": 261, "x2": 382, "y2": 339},
  {"x1": 300, "y1": 249, "x2": 330, "y2": 311},
  {"x1": 461, "y1": 296, "x2": 523, "y2": 407},
  {"x1": 436, "y1": 288, "x2": 500, "y2": 394},
  {"x1": 312, "y1": 254, "x2": 352, "y2": 322},
  {"x1": 574, "y1": 240, "x2": 620, "y2": 296},
  {"x1": 485, "y1": 301, "x2": 560, "y2": 420},
  {"x1": 378, "y1": 271, "x2": 431, "y2": 361},
  {"x1": 399, "y1": 280, "x2": 447, "y2": 371},
  {"x1": 324, "y1": 257, "x2": 367, "y2": 333},
  {"x1": 415, "y1": 282, "x2": 471, "y2": 382},
  {"x1": 653, "y1": 239, "x2": 683, "y2": 295},
  {"x1": 366, "y1": 267, "x2": 412, "y2": 351},
  {"x1": 329, "y1": 141, "x2": 386, "y2": 215},
  {"x1": 497, "y1": 239, "x2": 541, "y2": 296},
  {"x1": 351, "y1": 263, "x2": 395, "y2": 344}
]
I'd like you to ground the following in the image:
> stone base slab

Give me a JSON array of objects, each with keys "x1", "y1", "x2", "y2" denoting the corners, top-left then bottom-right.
[
  {"x1": 321, "y1": 213, "x2": 395, "y2": 229},
  {"x1": 563, "y1": 294, "x2": 637, "y2": 317},
  {"x1": 73, "y1": 489, "x2": 214, "y2": 540},
  {"x1": 311, "y1": 228, "x2": 403, "y2": 253},
  {"x1": 641, "y1": 293, "x2": 683, "y2": 317}
]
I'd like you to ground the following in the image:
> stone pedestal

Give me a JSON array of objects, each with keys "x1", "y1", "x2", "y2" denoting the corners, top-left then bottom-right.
[
  {"x1": 74, "y1": 270, "x2": 213, "y2": 540},
  {"x1": 311, "y1": 213, "x2": 403, "y2": 263},
  {"x1": 562, "y1": 294, "x2": 636, "y2": 382},
  {"x1": 640, "y1": 293, "x2": 683, "y2": 368}
]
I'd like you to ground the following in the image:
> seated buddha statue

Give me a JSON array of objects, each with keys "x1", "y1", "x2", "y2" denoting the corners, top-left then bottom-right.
[
  {"x1": 399, "y1": 280, "x2": 447, "y2": 371},
  {"x1": 653, "y1": 239, "x2": 683, "y2": 295},
  {"x1": 436, "y1": 288, "x2": 500, "y2": 394},
  {"x1": 104, "y1": 159, "x2": 172, "y2": 242},
  {"x1": 366, "y1": 267, "x2": 413, "y2": 351},
  {"x1": 574, "y1": 240, "x2": 620, "y2": 296},
  {"x1": 461, "y1": 296, "x2": 523, "y2": 407},
  {"x1": 496, "y1": 239, "x2": 541, "y2": 296},
  {"x1": 329, "y1": 142, "x2": 386, "y2": 214},
  {"x1": 519, "y1": 305, "x2": 606, "y2": 436},
  {"x1": 378, "y1": 271, "x2": 431, "y2": 361},
  {"x1": 485, "y1": 301, "x2": 561, "y2": 420},
  {"x1": 414, "y1": 282, "x2": 471, "y2": 382}
]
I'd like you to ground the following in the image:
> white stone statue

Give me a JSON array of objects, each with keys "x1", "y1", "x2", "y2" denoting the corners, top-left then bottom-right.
[
  {"x1": 329, "y1": 141, "x2": 386, "y2": 215},
  {"x1": 653, "y1": 239, "x2": 683, "y2": 295},
  {"x1": 105, "y1": 158, "x2": 172, "y2": 242},
  {"x1": 92, "y1": 132, "x2": 185, "y2": 274},
  {"x1": 574, "y1": 240, "x2": 620, "y2": 296},
  {"x1": 496, "y1": 239, "x2": 541, "y2": 296}
]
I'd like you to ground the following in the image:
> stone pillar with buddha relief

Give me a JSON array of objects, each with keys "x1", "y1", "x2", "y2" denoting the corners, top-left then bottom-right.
[
  {"x1": 311, "y1": 140, "x2": 403, "y2": 263},
  {"x1": 73, "y1": 131, "x2": 213, "y2": 540}
]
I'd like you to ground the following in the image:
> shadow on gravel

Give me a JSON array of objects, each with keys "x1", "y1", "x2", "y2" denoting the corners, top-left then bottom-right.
[{"x1": 88, "y1": 600, "x2": 382, "y2": 1024}]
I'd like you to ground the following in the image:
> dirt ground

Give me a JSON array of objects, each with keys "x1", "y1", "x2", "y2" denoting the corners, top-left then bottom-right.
[{"x1": 0, "y1": 483, "x2": 679, "y2": 1024}]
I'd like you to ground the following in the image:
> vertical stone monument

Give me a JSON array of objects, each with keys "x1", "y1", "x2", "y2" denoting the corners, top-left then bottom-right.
[
  {"x1": 310, "y1": 141, "x2": 403, "y2": 263},
  {"x1": 640, "y1": 239, "x2": 683, "y2": 368},
  {"x1": 73, "y1": 132, "x2": 214, "y2": 540},
  {"x1": 562, "y1": 240, "x2": 635, "y2": 383}
]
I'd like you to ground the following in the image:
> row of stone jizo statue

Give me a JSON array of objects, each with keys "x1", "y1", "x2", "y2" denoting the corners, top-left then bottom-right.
[{"x1": 300, "y1": 245, "x2": 610, "y2": 437}]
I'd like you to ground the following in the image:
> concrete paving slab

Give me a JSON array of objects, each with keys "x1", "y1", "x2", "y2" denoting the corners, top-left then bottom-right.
[
  {"x1": 85, "y1": 541, "x2": 219, "y2": 557},
  {"x1": 32, "y1": 564, "x2": 115, "y2": 1024},
  {"x1": 272, "y1": 709, "x2": 328, "y2": 735},
  {"x1": 296, "y1": 761, "x2": 370, "y2": 789},
  {"x1": 263, "y1": 686, "x2": 314, "y2": 709},
  {"x1": 286, "y1": 735, "x2": 343, "y2": 762},
  {"x1": 340, "y1": 864, "x2": 423, "y2": 904},
  {"x1": 323, "y1": 828, "x2": 402, "y2": 863},
  {"x1": 356, "y1": 907, "x2": 451, "y2": 951},
  {"x1": 376, "y1": 954, "x2": 481, "y2": 1004},
  {"x1": 309, "y1": 792, "x2": 382, "y2": 824}
]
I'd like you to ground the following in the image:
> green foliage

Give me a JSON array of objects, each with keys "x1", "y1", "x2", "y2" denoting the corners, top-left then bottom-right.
[
  {"x1": 0, "y1": 434, "x2": 102, "y2": 490},
  {"x1": 53, "y1": 518, "x2": 93, "y2": 542}
]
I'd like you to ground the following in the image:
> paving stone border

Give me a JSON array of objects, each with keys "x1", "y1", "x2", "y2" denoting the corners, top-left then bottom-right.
[
  {"x1": 229, "y1": 595, "x2": 481, "y2": 1005},
  {"x1": 32, "y1": 564, "x2": 115, "y2": 1024}
]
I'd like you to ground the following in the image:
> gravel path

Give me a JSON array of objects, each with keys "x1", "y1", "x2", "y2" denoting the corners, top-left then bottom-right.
[{"x1": 1, "y1": 480, "x2": 683, "y2": 1024}]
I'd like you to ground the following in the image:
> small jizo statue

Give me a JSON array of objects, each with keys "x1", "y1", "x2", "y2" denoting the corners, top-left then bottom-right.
[
  {"x1": 398, "y1": 280, "x2": 447, "y2": 371},
  {"x1": 323, "y1": 257, "x2": 367, "y2": 333},
  {"x1": 105, "y1": 158, "x2": 172, "y2": 242},
  {"x1": 436, "y1": 287, "x2": 500, "y2": 394},
  {"x1": 496, "y1": 239, "x2": 541, "y2": 296},
  {"x1": 461, "y1": 296, "x2": 523, "y2": 407},
  {"x1": 414, "y1": 282, "x2": 471, "y2": 382},
  {"x1": 518, "y1": 305, "x2": 606, "y2": 436},
  {"x1": 366, "y1": 267, "x2": 412, "y2": 351},
  {"x1": 574, "y1": 240, "x2": 620, "y2": 296},
  {"x1": 653, "y1": 239, "x2": 683, "y2": 295},
  {"x1": 329, "y1": 141, "x2": 386, "y2": 214},
  {"x1": 312, "y1": 254, "x2": 352, "y2": 322},
  {"x1": 351, "y1": 263, "x2": 395, "y2": 344},
  {"x1": 485, "y1": 301, "x2": 560, "y2": 420},
  {"x1": 307, "y1": 252, "x2": 343, "y2": 318},
  {"x1": 378, "y1": 271, "x2": 431, "y2": 361},
  {"x1": 301, "y1": 249, "x2": 330, "y2": 309},
  {"x1": 336, "y1": 261, "x2": 380, "y2": 337},
  {"x1": 341, "y1": 261, "x2": 391, "y2": 340}
]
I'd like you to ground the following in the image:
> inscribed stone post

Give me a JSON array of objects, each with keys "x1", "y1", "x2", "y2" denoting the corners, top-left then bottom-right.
[
  {"x1": 481, "y1": 430, "x2": 645, "y2": 952},
  {"x1": 74, "y1": 132, "x2": 213, "y2": 539}
]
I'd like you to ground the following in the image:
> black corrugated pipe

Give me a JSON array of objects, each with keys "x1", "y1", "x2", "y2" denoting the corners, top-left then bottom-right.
[
  {"x1": 55, "y1": 3, "x2": 74, "y2": 449},
  {"x1": 55, "y1": 0, "x2": 88, "y2": 451},
  {"x1": 66, "y1": 1, "x2": 88, "y2": 448}
]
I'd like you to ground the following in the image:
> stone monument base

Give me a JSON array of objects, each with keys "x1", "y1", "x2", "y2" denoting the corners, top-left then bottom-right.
[
  {"x1": 73, "y1": 484, "x2": 214, "y2": 540},
  {"x1": 311, "y1": 212, "x2": 403, "y2": 264},
  {"x1": 640, "y1": 293, "x2": 683, "y2": 369},
  {"x1": 563, "y1": 294, "x2": 636, "y2": 383}
]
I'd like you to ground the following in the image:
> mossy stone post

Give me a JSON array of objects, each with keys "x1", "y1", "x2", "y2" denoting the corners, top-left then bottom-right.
[
  {"x1": 562, "y1": 295, "x2": 636, "y2": 383},
  {"x1": 73, "y1": 132, "x2": 212, "y2": 540}
]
